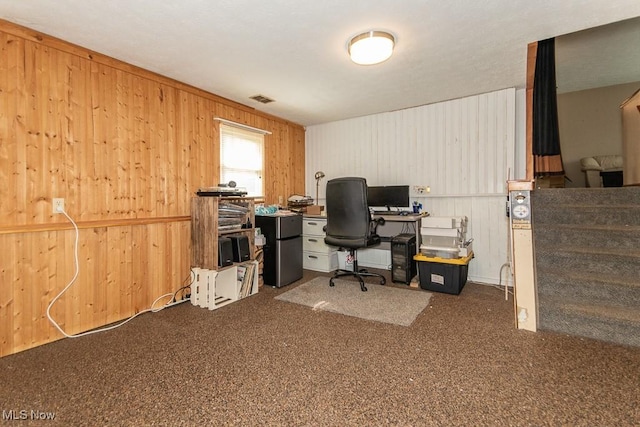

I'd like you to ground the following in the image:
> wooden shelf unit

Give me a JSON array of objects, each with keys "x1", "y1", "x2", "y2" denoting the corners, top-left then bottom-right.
[
  {"x1": 191, "y1": 196, "x2": 256, "y2": 270},
  {"x1": 190, "y1": 196, "x2": 258, "y2": 309}
]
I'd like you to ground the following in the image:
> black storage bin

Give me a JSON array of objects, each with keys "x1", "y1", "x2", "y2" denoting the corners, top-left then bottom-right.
[{"x1": 414, "y1": 253, "x2": 473, "y2": 295}]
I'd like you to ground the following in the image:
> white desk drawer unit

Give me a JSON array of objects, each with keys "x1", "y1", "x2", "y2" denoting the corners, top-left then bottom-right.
[
  {"x1": 302, "y1": 218, "x2": 326, "y2": 236},
  {"x1": 303, "y1": 235, "x2": 334, "y2": 254},
  {"x1": 302, "y1": 216, "x2": 338, "y2": 272}
]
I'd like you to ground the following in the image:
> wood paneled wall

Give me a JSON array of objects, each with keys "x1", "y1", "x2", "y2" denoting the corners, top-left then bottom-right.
[{"x1": 0, "y1": 20, "x2": 305, "y2": 357}]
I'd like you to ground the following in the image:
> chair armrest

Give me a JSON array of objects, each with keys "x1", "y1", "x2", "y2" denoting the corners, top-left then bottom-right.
[
  {"x1": 581, "y1": 155, "x2": 623, "y2": 171},
  {"x1": 370, "y1": 217, "x2": 385, "y2": 235},
  {"x1": 580, "y1": 157, "x2": 602, "y2": 171}
]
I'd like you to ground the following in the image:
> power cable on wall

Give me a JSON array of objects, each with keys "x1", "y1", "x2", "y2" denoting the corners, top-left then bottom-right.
[{"x1": 46, "y1": 207, "x2": 190, "y2": 339}]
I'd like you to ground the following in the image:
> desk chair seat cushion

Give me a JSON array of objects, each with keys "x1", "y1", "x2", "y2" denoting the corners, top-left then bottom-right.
[{"x1": 324, "y1": 234, "x2": 380, "y2": 249}]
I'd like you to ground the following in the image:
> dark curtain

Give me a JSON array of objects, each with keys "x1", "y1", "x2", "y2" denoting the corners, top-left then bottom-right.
[{"x1": 533, "y1": 38, "x2": 564, "y2": 176}]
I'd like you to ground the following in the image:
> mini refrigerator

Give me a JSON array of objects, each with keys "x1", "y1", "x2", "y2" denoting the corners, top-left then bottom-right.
[{"x1": 256, "y1": 213, "x2": 303, "y2": 287}]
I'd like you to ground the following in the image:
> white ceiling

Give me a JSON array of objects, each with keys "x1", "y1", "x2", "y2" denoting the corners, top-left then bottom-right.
[{"x1": 1, "y1": 1, "x2": 639, "y2": 126}]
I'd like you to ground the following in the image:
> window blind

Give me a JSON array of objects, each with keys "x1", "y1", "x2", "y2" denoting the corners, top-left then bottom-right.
[{"x1": 220, "y1": 123, "x2": 264, "y2": 196}]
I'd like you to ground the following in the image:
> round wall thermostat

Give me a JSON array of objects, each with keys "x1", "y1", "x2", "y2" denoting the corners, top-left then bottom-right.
[{"x1": 512, "y1": 204, "x2": 530, "y2": 219}]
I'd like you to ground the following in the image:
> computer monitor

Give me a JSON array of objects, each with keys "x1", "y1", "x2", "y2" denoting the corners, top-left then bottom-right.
[{"x1": 367, "y1": 185, "x2": 410, "y2": 210}]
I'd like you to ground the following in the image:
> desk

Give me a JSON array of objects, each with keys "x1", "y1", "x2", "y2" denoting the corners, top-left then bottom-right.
[
  {"x1": 348, "y1": 212, "x2": 426, "y2": 270},
  {"x1": 375, "y1": 212, "x2": 426, "y2": 247}
]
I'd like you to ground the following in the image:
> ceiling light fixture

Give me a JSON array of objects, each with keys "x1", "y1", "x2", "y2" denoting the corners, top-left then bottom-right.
[{"x1": 348, "y1": 30, "x2": 395, "y2": 65}]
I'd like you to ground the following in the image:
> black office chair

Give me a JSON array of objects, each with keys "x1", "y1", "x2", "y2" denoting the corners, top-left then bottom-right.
[{"x1": 324, "y1": 177, "x2": 386, "y2": 291}]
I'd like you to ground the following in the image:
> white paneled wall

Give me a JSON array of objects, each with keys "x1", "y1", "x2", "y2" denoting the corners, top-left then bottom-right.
[
  {"x1": 305, "y1": 88, "x2": 517, "y2": 286},
  {"x1": 427, "y1": 195, "x2": 511, "y2": 286}
]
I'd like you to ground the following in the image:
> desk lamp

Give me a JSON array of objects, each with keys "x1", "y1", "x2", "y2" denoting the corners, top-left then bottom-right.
[{"x1": 314, "y1": 171, "x2": 325, "y2": 205}]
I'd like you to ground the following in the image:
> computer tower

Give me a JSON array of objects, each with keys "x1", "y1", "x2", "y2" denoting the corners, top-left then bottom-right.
[
  {"x1": 218, "y1": 237, "x2": 234, "y2": 267},
  {"x1": 228, "y1": 235, "x2": 251, "y2": 262},
  {"x1": 391, "y1": 234, "x2": 417, "y2": 284}
]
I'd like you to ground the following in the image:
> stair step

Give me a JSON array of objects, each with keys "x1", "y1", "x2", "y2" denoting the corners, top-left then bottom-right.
[
  {"x1": 536, "y1": 268, "x2": 640, "y2": 308},
  {"x1": 532, "y1": 205, "x2": 640, "y2": 226},
  {"x1": 532, "y1": 187, "x2": 640, "y2": 348},
  {"x1": 534, "y1": 224, "x2": 640, "y2": 251},
  {"x1": 532, "y1": 187, "x2": 640, "y2": 206},
  {"x1": 538, "y1": 299, "x2": 640, "y2": 347},
  {"x1": 535, "y1": 248, "x2": 640, "y2": 282}
]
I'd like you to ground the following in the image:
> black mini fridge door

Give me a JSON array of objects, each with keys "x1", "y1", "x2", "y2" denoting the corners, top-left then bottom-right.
[
  {"x1": 274, "y1": 235, "x2": 303, "y2": 287},
  {"x1": 257, "y1": 214, "x2": 302, "y2": 241},
  {"x1": 256, "y1": 214, "x2": 303, "y2": 287}
]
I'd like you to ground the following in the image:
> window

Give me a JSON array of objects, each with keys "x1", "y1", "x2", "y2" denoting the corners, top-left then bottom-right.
[{"x1": 219, "y1": 123, "x2": 264, "y2": 197}]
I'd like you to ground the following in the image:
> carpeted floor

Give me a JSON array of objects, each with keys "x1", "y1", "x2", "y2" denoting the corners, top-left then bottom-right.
[{"x1": 1, "y1": 268, "x2": 639, "y2": 426}]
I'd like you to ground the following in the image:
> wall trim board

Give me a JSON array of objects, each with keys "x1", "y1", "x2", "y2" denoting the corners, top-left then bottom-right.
[
  {"x1": 0, "y1": 216, "x2": 191, "y2": 235},
  {"x1": 420, "y1": 193, "x2": 508, "y2": 199}
]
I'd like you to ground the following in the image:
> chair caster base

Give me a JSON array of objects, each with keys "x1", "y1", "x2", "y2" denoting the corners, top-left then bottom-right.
[{"x1": 328, "y1": 269, "x2": 385, "y2": 292}]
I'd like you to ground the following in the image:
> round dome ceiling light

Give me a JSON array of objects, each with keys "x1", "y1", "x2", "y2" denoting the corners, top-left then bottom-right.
[{"x1": 348, "y1": 30, "x2": 395, "y2": 65}]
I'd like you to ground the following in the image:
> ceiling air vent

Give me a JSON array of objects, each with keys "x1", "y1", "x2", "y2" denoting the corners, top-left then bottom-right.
[{"x1": 250, "y1": 94, "x2": 275, "y2": 104}]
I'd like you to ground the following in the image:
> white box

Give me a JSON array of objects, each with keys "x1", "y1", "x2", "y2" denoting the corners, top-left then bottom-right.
[
  {"x1": 421, "y1": 216, "x2": 456, "y2": 228},
  {"x1": 421, "y1": 235, "x2": 460, "y2": 248},
  {"x1": 421, "y1": 227, "x2": 462, "y2": 237}
]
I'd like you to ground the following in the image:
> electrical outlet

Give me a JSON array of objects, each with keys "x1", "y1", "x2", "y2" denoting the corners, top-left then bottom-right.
[
  {"x1": 52, "y1": 198, "x2": 65, "y2": 214},
  {"x1": 413, "y1": 185, "x2": 430, "y2": 195}
]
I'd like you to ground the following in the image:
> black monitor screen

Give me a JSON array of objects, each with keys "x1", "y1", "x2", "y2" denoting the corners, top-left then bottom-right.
[{"x1": 367, "y1": 185, "x2": 410, "y2": 209}]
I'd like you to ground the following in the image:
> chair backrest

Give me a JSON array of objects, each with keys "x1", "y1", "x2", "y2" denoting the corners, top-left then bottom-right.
[{"x1": 325, "y1": 177, "x2": 371, "y2": 241}]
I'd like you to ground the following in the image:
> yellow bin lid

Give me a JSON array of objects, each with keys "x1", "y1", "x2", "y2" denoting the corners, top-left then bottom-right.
[{"x1": 413, "y1": 251, "x2": 474, "y2": 265}]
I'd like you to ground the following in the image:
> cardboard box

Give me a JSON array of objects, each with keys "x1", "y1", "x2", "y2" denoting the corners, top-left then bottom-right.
[
  {"x1": 306, "y1": 205, "x2": 324, "y2": 215},
  {"x1": 536, "y1": 175, "x2": 565, "y2": 188}
]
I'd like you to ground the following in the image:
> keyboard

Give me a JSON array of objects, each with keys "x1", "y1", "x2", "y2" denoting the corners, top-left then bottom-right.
[{"x1": 374, "y1": 211, "x2": 415, "y2": 216}]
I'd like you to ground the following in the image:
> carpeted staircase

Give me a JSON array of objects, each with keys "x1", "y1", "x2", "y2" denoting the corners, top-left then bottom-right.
[{"x1": 531, "y1": 187, "x2": 640, "y2": 347}]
